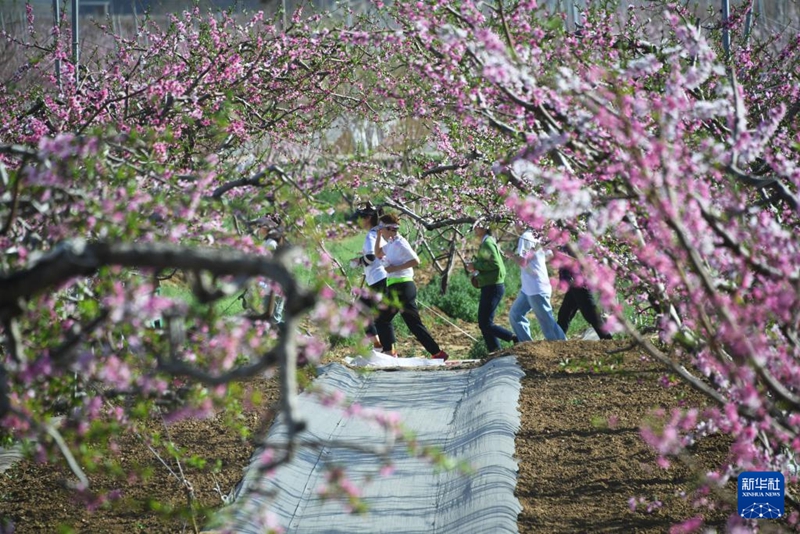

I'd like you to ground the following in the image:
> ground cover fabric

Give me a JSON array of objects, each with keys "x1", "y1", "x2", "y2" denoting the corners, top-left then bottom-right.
[{"x1": 224, "y1": 356, "x2": 524, "y2": 533}]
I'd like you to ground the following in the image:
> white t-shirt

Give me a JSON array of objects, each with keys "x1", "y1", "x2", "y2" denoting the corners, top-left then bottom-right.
[
  {"x1": 517, "y1": 230, "x2": 552, "y2": 296},
  {"x1": 362, "y1": 227, "x2": 388, "y2": 286},
  {"x1": 381, "y1": 235, "x2": 418, "y2": 281}
]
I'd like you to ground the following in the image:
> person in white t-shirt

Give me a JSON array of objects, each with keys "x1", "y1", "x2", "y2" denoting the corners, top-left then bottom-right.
[
  {"x1": 252, "y1": 216, "x2": 286, "y2": 324},
  {"x1": 508, "y1": 223, "x2": 565, "y2": 341},
  {"x1": 349, "y1": 202, "x2": 388, "y2": 349},
  {"x1": 373, "y1": 213, "x2": 449, "y2": 361}
]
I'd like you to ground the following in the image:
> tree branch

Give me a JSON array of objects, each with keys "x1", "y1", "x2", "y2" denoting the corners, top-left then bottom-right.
[
  {"x1": 210, "y1": 169, "x2": 270, "y2": 199},
  {"x1": 0, "y1": 241, "x2": 315, "y2": 317},
  {"x1": 43, "y1": 421, "x2": 90, "y2": 489},
  {"x1": 382, "y1": 199, "x2": 474, "y2": 231},
  {"x1": 49, "y1": 309, "x2": 110, "y2": 366},
  {"x1": 726, "y1": 164, "x2": 799, "y2": 211},
  {"x1": 696, "y1": 198, "x2": 791, "y2": 281},
  {"x1": 0, "y1": 162, "x2": 20, "y2": 236}
]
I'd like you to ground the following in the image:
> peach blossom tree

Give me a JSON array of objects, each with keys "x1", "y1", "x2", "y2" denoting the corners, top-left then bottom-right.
[
  {"x1": 1, "y1": 0, "x2": 800, "y2": 531},
  {"x1": 374, "y1": 0, "x2": 800, "y2": 530},
  {"x1": 0, "y1": 5, "x2": 407, "y2": 525}
]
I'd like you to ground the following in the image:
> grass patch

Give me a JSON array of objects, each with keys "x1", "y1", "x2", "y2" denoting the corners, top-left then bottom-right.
[
  {"x1": 418, "y1": 272, "x2": 480, "y2": 323},
  {"x1": 322, "y1": 233, "x2": 364, "y2": 273},
  {"x1": 159, "y1": 283, "x2": 244, "y2": 317}
]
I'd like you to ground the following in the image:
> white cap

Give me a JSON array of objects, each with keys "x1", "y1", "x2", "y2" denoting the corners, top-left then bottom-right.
[{"x1": 471, "y1": 217, "x2": 488, "y2": 231}]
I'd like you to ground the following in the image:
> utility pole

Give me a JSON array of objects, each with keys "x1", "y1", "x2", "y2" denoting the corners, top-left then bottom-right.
[
  {"x1": 72, "y1": 0, "x2": 79, "y2": 84},
  {"x1": 721, "y1": 0, "x2": 730, "y2": 60},
  {"x1": 53, "y1": 0, "x2": 62, "y2": 91},
  {"x1": 743, "y1": 0, "x2": 753, "y2": 47},
  {"x1": 565, "y1": 0, "x2": 574, "y2": 33}
]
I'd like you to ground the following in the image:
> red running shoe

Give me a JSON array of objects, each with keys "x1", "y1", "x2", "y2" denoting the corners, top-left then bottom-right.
[{"x1": 432, "y1": 350, "x2": 449, "y2": 362}]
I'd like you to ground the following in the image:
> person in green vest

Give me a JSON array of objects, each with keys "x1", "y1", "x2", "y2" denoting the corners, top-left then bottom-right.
[{"x1": 466, "y1": 218, "x2": 518, "y2": 352}]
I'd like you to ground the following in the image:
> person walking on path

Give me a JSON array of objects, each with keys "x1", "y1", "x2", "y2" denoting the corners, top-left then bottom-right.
[
  {"x1": 508, "y1": 224, "x2": 566, "y2": 341},
  {"x1": 556, "y1": 246, "x2": 613, "y2": 340},
  {"x1": 467, "y1": 218, "x2": 517, "y2": 352},
  {"x1": 248, "y1": 216, "x2": 286, "y2": 323},
  {"x1": 349, "y1": 202, "x2": 387, "y2": 350},
  {"x1": 373, "y1": 213, "x2": 449, "y2": 361}
]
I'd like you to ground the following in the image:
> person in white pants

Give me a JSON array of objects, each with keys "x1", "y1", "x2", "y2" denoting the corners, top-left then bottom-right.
[{"x1": 508, "y1": 225, "x2": 566, "y2": 341}]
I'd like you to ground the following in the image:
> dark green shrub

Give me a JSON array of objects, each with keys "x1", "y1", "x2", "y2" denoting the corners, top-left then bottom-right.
[
  {"x1": 468, "y1": 339, "x2": 488, "y2": 360},
  {"x1": 418, "y1": 259, "x2": 521, "y2": 324},
  {"x1": 418, "y1": 272, "x2": 480, "y2": 323}
]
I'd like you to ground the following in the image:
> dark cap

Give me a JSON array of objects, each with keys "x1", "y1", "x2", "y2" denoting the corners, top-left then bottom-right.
[
  {"x1": 251, "y1": 214, "x2": 284, "y2": 238},
  {"x1": 355, "y1": 201, "x2": 377, "y2": 217},
  {"x1": 251, "y1": 214, "x2": 281, "y2": 227}
]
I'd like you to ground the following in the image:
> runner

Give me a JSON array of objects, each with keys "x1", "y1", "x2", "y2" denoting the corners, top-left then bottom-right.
[{"x1": 373, "y1": 213, "x2": 449, "y2": 361}]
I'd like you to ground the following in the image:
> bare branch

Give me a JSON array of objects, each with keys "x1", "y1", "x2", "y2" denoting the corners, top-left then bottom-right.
[
  {"x1": 210, "y1": 168, "x2": 271, "y2": 199},
  {"x1": 0, "y1": 162, "x2": 19, "y2": 236},
  {"x1": 49, "y1": 309, "x2": 110, "y2": 366},
  {"x1": 494, "y1": 0, "x2": 519, "y2": 63},
  {"x1": 0, "y1": 144, "x2": 39, "y2": 158},
  {"x1": 1, "y1": 315, "x2": 23, "y2": 365},
  {"x1": 0, "y1": 240, "x2": 315, "y2": 316},
  {"x1": 696, "y1": 199, "x2": 792, "y2": 282},
  {"x1": 382, "y1": 200, "x2": 474, "y2": 231},
  {"x1": 726, "y1": 164, "x2": 799, "y2": 211},
  {"x1": 0, "y1": 363, "x2": 9, "y2": 420},
  {"x1": 43, "y1": 421, "x2": 90, "y2": 489},
  {"x1": 419, "y1": 163, "x2": 467, "y2": 178},
  {"x1": 625, "y1": 324, "x2": 727, "y2": 405}
]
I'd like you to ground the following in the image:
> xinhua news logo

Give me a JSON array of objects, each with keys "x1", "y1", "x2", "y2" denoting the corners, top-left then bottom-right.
[{"x1": 738, "y1": 471, "x2": 784, "y2": 519}]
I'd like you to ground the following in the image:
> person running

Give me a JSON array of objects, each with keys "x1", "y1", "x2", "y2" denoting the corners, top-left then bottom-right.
[
  {"x1": 556, "y1": 246, "x2": 613, "y2": 340},
  {"x1": 467, "y1": 218, "x2": 517, "y2": 352},
  {"x1": 349, "y1": 202, "x2": 387, "y2": 350},
  {"x1": 508, "y1": 223, "x2": 565, "y2": 341},
  {"x1": 373, "y1": 213, "x2": 449, "y2": 361},
  {"x1": 246, "y1": 215, "x2": 286, "y2": 323}
]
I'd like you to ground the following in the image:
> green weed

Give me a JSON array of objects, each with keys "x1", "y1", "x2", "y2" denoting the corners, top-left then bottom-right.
[
  {"x1": 468, "y1": 339, "x2": 488, "y2": 360},
  {"x1": 159, "y1": 284, "x2": 243, "y2": 317},
  {"x1": 558, "y1": 352, "x2": 625, "y2": 373}
]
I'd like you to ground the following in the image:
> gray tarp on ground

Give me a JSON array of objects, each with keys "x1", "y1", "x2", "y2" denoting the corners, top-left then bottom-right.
[{"x1": 224, "y1": 356, "x2": 524, "y2": 533}]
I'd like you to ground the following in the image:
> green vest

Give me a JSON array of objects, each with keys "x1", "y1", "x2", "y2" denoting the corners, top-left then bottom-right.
[{"x1": 473, "y1": 235, "x2": 506, "y2": 287}]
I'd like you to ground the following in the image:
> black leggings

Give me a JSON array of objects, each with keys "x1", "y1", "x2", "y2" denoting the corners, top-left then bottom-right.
[
  {"x1": 375, "y1": 281, "x2": 441, "y2": 355},
  {"x1": 557, "y1": 286, "x2": 612, "y2": 339}
]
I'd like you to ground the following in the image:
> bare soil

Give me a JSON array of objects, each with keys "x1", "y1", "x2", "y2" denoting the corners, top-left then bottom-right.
[
  {"x1": 509, "y1": 339, "x2": 731, "y2": 533},
  {"x1": 0, "y1": 299, "x2": 729, "y2": 533}
]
